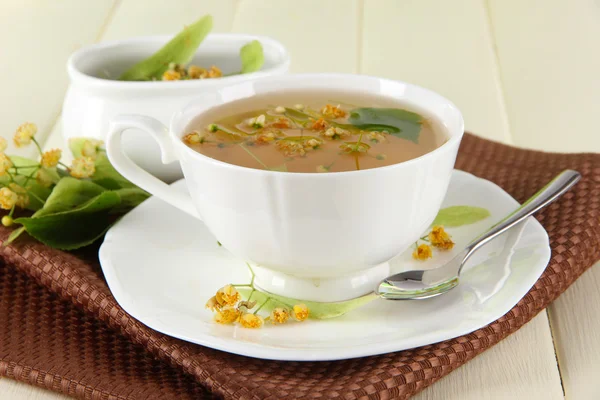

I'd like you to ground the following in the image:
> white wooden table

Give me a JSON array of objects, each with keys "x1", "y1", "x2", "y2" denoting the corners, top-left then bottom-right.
[{"x1": 1, "y1": 1, "x2": 599, "y2": 399}]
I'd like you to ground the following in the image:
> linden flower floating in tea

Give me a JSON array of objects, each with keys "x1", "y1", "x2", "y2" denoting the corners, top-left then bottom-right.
[
  {"x1": 412, "y1": 225, "x2": 455, "y2": 261},
  {"x1": 0, "y1": 123, "x2": 149, "y2": 250},
  {"x1": 182, "y1": 94, "x2": 441, "y2": 173},
  {"x1": 205, "y1": 283, "x2": 309, "y2": 329}
]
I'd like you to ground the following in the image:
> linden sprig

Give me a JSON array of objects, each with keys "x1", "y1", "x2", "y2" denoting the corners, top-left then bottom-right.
[
  {"x1": 205, "y1": 264, "x2": 309, "y2": 328},
  {"x1": 0, "y1": 122, "x2": 149, "y2": 249}
]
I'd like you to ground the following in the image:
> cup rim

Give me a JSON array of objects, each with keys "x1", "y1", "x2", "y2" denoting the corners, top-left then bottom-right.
[
  {"x1": 170, "y1": 73, "x2": 464, "y2": 177},
  {"x1": 67, "y1": 33, "x2": 291, "y2": 91}
]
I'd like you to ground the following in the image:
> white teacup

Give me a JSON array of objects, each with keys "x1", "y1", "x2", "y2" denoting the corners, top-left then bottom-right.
[{"x1": 106, "y1": 74, "x2": 464, "y2": 302}]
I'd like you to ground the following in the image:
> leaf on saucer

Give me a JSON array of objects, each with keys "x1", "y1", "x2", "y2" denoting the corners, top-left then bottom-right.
[
  {"x1": 240, "y1": 40, "x2": 264, "y2": 74},
  {"x1": 238, "y1": 288, "x2": 378, "y2": 319},
  {"x1": 348, "y1": 108, "x2": 423, "y2": 143},
  {"x1": 118, "y1": 15, "x2": 213, "y2": 81},
  {"x1": 432, "y1": 205, "x2": 491, "y2": 227}
]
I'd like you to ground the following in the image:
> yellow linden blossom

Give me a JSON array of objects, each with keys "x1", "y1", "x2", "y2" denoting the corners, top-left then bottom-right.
[
  {"x1": 205, "y1": 296, "x2": 220, "y2": 311},
  {"x1": 70, "y1": 156, "x2": 95, "y2": 178},
  {"x1": 207, "y1": 65, "x2": 222, "y2": 78},
  {"x1": 0, "y1": 137, "x2": 6, "y2": 152},
  {"x1": 13, "y1": 122, "x2": 37, "y2": 147},
  {"x1": 183, "y1": 132, "x2": 205, "y2": 145},
  {"x1": 0, "y1": 153, "x2": 13, "y2": 177},
  {"x1": 367, "y1": 131, "x2": 387, "y2": 143},
  {"x1": 36, "y1": 168, "x2": 54, "y2": 188},
  {"x1": 292, "y1": 304, "x2": 309, "y2": 321},
  {"x1": 428, "y1": 226, "x2": 455, "y2": 250},
  {"x1": 215, "y1": 284, "x2": 241, "y2": 307},
  {"x1": 269, "y1": 308, "x2": 290, "y2": 324},
  {"x1": 214, "y1": 306, "x2": 241, "y2": 325},
  {"x1": 188, "y1": 65, "x2": 208, "y2": 79},
  {"x1": 9, "y1": 183, "x2": 29, "y2": 208},
  {"x1": 41, "y1": 149, "x2": 62, "y2": 168},
  {"x1": 162, "y1": 70, "x2": 182, "y2": 81},
  {"x1": 239, "y1": 313, "x2": 264, "y2": 329},
  {"x1": 321, "y1": 104, "x2": 346, "y2": 119},
  {"x1": 81, "y1": 139, "x2": 104, "y2": 160},
  {"x1": 412, "y1": 243, "x2": 433, "y2": 260},
  {"x1": 0, "y1": 187, "x2": 18, "y2": 210}
]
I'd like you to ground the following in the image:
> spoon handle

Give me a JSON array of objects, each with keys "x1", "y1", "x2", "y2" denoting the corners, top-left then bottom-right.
[{"x1": 461, "y1": 170, "x2": 581, "y2": 265}]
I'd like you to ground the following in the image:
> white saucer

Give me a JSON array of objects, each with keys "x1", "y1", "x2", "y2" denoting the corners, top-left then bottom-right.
[{"x1": 99, "y1": 170, "x2": 550, "y2": 361}]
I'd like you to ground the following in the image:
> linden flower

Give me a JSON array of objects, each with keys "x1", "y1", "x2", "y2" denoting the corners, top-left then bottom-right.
[
  {"x1": 269, "y1": 308, "x2": 290, "y2": 324},
  {"x1": 254, "y1": 131, "x2": 277, "y2": 144},
  {"x1": 162, "y1": 70, "x2": 182, "y2": 81},
  {"x1": 36, "y1": 168, "x2": 54, "y2": 188},
  {"x1": 0, "y1": 153, "x2": 13, "y2": 177},
  {"x1": 214, "y1": 306, "x2": 241, "y2": 325},
  {"x1": 9, "y1": 183, "x2": 29, "y2": 208},
  {"x1": 41, "y1": 148, "x2": 62, "y2": 168},
  {"x1": 183, "y1": 132, "x2": 205, "y2": 145},
  {"x1": 316, "y1": 165, "x2": 329, "y2": 173},
  {"x1": 239, "y1": 313, "x2": 264, "y2": 329},
  {"x1": 70, "y1": 156, "x2": 95, "y2": 178},
  {"x1": 247, "y1": 115, "x2": 266, "y2": 129},
  {"x1": 367, "y1": 131, "x2": 387, "y2": 143},
  {"x1": 321, "y1": 104, "x2": 346, "y2": 119},
  {"x1": 310, "y1": 118, "x2": 328, "y2": 131},
  {"x1": 0, "y1": 187, "x2": 18, "y2": 210},
  {"x1": 413, "y1": 244, "x2": 433, "y2": 261},
  {"x1": 294, "y1": 104, "x2": 304, "y2": 110},
  {"x1": 274, "y1": 106, "x2": 286, "y2": 114},
  {"x1": 205, "y1": 296, "x2": 220, "y2": 311},
  {"x1": 81, "y1": 139, "x2": 104, "y2": 160},
  {"x1": 292, "y1": 304, "x2": 309, "y2": 321},
  {"x1": 323, "y1": 127, "x2": 349, "y2": 139},
  {"x1": 270, "y1": 117, "x2": 291, "y2": 129},
  {"x1": 215, "y1": 284, "x2": 241, "y2": 307},
  {"x1": 0, "y1": 137, "x2": 6, "y2": 152},
  {"x1": 13, "y1": 122, "x2": 37, "y2": 147},
  {"x1": 188, "y1": 65, "x2": 207, "y2": 79},
  {"x1": 429, "y1": 226, "x2": 455, "y2": 250},
  {"x1": 207, "y1": 65, "x2": 222, "y2": 78}
]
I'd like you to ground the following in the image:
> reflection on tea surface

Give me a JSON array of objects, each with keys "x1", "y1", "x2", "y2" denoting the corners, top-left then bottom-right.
[{"x1": 183, "y1": 91, "x2": 447, "y2": 173}]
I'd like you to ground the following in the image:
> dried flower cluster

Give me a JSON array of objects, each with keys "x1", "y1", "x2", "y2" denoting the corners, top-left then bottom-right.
[
  {"x1": 162, "y1": 63, "x2": 222, "y2": 81},
  {"x1": 205, "y1": 284, "x2": 309, "y2": 328},
  {"x1": 412, "y1": 225, "x2": 455, "y2": 261}
]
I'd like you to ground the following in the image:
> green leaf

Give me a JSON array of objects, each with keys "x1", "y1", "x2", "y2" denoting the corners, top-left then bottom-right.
[
  {"x1": 6, "y1": 226, "x2": 26, "y2": 245},
  {"x1": 119, "y1": 15, "x2": 213, "y2": 81},
  {"x1": 284, "y1": 107, "x2": 311, "y2": 121},
  {"x1": 32, "y1": 177, "x2": 106, "y2": 217},
  {"x1": 432, "y1": 206, "x2": 491, "y2": 227},
  {"x1": 348, "y1": 108, "x2": 423, "y2": 143},
  {"x1": 240, "y1": 40, "x2": 264, "y2": 74},
  {"x1": 239, "y1": 288, "x2": 377, "y2": 319},
  {"x1": 111, "y1": 188, "x2": 150, "y2": 213},
  {"x1": 14, "y1": 191, "x2": 121, "y2": 250},
  {"x1": 92, "y1": 153, "x2": 137, "y2": 189}
]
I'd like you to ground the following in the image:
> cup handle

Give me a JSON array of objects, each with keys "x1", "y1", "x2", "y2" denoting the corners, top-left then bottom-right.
[{"x1": 106, "y1": 115, "x2": 201, "y2": 220}]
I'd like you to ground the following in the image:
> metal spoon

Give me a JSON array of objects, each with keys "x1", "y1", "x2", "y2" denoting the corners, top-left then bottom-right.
[{"x1": 376, "y1": 170, "x2": 581, "y2": 300}]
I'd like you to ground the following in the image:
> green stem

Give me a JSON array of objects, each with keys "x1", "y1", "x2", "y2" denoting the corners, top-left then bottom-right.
[
  {"x1": 254, "y1": 298, "x2": 271, "y2": 314},
  {"x1": 22, "y1": 166, "x2": 40, "y2": 186},
  {"x1": 32, "y1": 138, "x2": 44, "y2": 156},
  {"x1": 59, "y1": 161, "x2": 69, "y2": 168},
  {"x1": 24, "y1": 187, "x2": 44, "y2": 204},
  {"x1": 238, "y1": 143, "x2": 269, "y2": 169},
  {"x1": 247, "y1": 289, "x2": 255, "y2": 303},
  {"x1": 8, "y1": 206, "x2": 15, "y2": 218}
]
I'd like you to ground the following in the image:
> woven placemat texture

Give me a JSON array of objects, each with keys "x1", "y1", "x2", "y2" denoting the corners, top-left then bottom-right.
[{"x1": 0, "y1": 133, "x2": 599, "y2": 400}]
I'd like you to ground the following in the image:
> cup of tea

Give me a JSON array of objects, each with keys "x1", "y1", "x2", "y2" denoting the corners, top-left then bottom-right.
[{"x1": 106, "y1": 74, "x2": 464, "y2": 302}]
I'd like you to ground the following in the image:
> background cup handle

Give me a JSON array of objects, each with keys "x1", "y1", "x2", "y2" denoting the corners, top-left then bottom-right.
[{"x1": 106, "y1": 115, "x2": 201, "y2": 220}]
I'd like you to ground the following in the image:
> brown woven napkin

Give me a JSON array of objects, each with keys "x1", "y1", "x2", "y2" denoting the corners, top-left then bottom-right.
[{"x1": 0, "y1": 134, "x2": 599, "y2": 400}]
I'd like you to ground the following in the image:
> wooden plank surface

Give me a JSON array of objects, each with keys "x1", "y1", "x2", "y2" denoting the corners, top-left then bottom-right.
[
  {"x1": 4, "y1": 0, "x2": 600, "y2": 399},
  {"x1": 0, "y1": 0, "x2": 117, "y2": 158}
]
